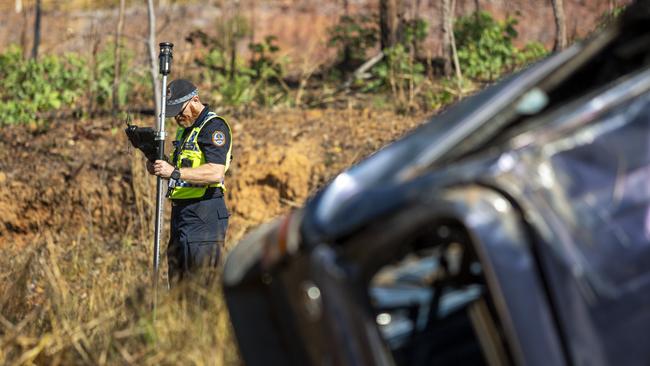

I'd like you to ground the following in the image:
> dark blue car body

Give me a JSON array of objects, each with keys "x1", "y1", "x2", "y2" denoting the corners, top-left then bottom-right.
[{"x1": 224, "y1": 2, "x2": 650, "y2": 365}]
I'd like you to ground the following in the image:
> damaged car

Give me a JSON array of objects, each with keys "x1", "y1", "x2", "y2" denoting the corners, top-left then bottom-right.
[{"x1": 223, "y1": 2, "x2": 650, "y2": 365}]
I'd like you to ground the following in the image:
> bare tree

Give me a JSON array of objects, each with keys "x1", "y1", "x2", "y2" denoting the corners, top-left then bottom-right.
[
  {"x1": 609, "y1": 0, "x2": 617, "y2": 11},
  {"x1": 410, "y1": 0, "x2": 422, "y2": 58},
  {"x1": 113, "y1": 0, "x2": 127, "y2": 114},
  {"x1": 87, "y1": 18, "x2": 101, "y2": 115},
  {"x1": 379, "y1": 0, "x2": 403, "y2": 50},
  {"x1": 342, "y1": 0, "x2": 352, "y2": 67},
  {"x1": 229, "y1": 0, "x2": 241, "y2": 81},
  {"x1": 18, "y1": 0, "x2": 29, "y2": 59},
  {"x1": 146, "y1": 0, "x2": 161, "y2": 118},
  {"x1": 249, "y1": 0, "x2": 256, "y2": 64},
  {"x1": 551, "y1": 0, "x2": 567, "y2": 51},
  {"x1": 442, "y1": 0, "x2": 463, "y2": 92},
  {"x1": 31, "y1": 0, "x2": 42, "y2": 60},
  {"x1": 449, "y1": 0, "x2": 462, "y2": 85},
  {"x1": 442, "y1": 0, "x2": 461, "y2": 78},
  {"x1": 441, "y1": 0, "x2": 452, "y2": 76}
]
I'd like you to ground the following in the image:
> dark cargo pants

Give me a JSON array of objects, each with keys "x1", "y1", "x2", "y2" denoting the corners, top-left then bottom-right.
[{"x1": 167, "y1": 195, "x2": 229, "y2": 287}]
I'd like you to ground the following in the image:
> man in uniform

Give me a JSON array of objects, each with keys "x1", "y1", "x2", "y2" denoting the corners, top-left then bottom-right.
[{"x1": 146, "y1": 79, "x2": 232, "y2": 286}]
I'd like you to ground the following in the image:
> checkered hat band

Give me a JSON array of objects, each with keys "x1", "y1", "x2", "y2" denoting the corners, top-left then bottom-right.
[{"x1": 168, "y1": 89, "x2": 198, "y2": 105}]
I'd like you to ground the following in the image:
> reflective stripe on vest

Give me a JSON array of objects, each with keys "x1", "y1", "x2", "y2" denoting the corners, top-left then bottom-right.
[{"x1": 168, "y1": 112, "x2": 233, "y2": 200}]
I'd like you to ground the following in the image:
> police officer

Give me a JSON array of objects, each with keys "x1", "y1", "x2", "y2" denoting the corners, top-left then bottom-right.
[{"x1": 147, "y1": 79, "x2": 232, "y2": 286}]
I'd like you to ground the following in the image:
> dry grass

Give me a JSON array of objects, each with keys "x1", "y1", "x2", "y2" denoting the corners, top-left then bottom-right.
[
  {"x1": 0, "y1": 154, "x2": 240, "y2": 365},
  {"x1": 0, "y1": 228, "x2": 239, "y2": 366},
  {"x1": 0, "y1": 107, "x2": 429, "y2": 365}
]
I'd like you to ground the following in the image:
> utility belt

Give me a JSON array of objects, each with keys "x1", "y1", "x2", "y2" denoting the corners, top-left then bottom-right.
[
  {"x1": 170, "y1": 186, "x2": 224, "y2": 206},
  {"x1": 171, "y1": 180, "x2": 209, "y2": 188}
]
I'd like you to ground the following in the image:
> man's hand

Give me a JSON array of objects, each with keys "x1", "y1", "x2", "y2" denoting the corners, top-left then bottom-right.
[{"x1": 152, "y1": 160, "x2": 175, "y2": 179}]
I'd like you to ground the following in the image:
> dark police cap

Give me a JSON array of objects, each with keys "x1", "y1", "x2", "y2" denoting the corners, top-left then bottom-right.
[{"x1": 165, "y1": 79, "x2": 198, "y2": 118}]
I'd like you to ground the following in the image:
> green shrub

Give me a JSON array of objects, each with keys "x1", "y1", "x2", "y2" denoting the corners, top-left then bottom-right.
[
  {"x1": 364, "y1": 44, "x2": 426, "y2": 112},
  {"x1": 515, "y1": 41, "x2": 547, "y2": 66},
  {"x1": 200, "y1": 45, "x2": 256, "y2": 107},
  {"x1": 328, "y1": 14, "x2": 379, "y2": 69},
  {"x1": 422, "y1": 77, "x2": 476, "y2": 110},
  {"x1": 213, "y1": 67, "x2": 256, "y2": 107},
  {"x1": 249, "y1": 35, "x2": 281, "y2": 77},
  {"x1": 249, "y1": 36, "x2": 289, "y2": 107},
  {"x1": 0, "y1": 44, "x2": 138, "y2": 125},
  {"x1": 402, "y1": 18, "x2": 428, "y2": 50},
  {"x1": 89, "y1": 44, "x2": 136, "y2": 110},
  {"x1": 199, "y1": 34, "x2": 288, "y2": 108},
  {"x1": 596, "y1": 5, "x2": 626, "y2": 29},
  {"x1": 0, "y1": 46, "x2": 89, "y2": 125},
  {"x1": 331, "y1": 16, "x2": 431, "y2": 111},
  {"x1": 189, "y1": 15, "x2": 257, "y2": 108},
  {"x1": 454, "y1": 11, "x2": 548, "y2": 81}
]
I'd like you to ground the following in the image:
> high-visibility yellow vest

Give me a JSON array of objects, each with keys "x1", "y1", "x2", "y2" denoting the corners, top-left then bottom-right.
[{"x1": 168, "y1": 112, "x2": 232, "y2": 200}]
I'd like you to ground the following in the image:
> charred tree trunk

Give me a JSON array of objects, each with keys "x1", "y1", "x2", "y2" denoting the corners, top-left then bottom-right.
[
  {"x1": 379, "y1": 0, "x2": 402, "y2": 50},
  {"x1": 449, "y1": 0, "x2": 462, "y2": 84},
  {"x1": 31, "y1": 0, "x2": 41, "y2": 60},
  {"x1": 609, "y1": 0, "x2": 617, "y2": 11},
  {"x1": 441, "y1": 0, "x2": 453, "y2": 76},
  {"x1": 229, "y1": 1, "x2": 241, "y2": 81},
  {"x1": 411, "y1": 0, "x2": 421, "y2": 58},
  {"x1": 249, "y1": 0, "x2": 256, "y2": 64},
  {"x1": 551, "y1": 0, "x2": 567, "y2": 51},
  {"x1": 442, "y1": 0, "x2": 462, "y2": 91},
  {"x1": 113, "y1": 0, "x2": 126, "y2": 114},
  {"x1": 19, "y1": 0, "x2": 29, "y2": 60},
  {"x1": 342, "y1": 0, "x2": 352, "y2": 67},
  {"x1": 146, "y1": 0, "x2": 161, "y2": 118}
]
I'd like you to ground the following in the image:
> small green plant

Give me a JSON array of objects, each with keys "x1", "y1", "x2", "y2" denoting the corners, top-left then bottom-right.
[
  {"x1": 201, "y1": 46, "x2": 259, "y2": 107},
  {"x1": 515, "y1": 41, "x2": 547, "y2": 67},
  {"x1": 0, "y1": 46, "x2": 88, "y2": 125},
  {"x1": 331, "y1": 16, "x2": 432, "y2": 112},
  {"x1": 212, "y1": 67, "x2": 256, "y2": 107},
  {"x1": 89, "y1": 43, "x2": 136, "y2": 110},
  {"x1": 422, "y1": 77, "x2": 477, "y2": 110},
  {"x1": 363, "y1": 44, "x2": 426, "y2": 112},
  {"x1": 328, "y1": 14, "x2": 379, "y2": 70},
  {"x1": 197, "y1": 30, "x2": 288, "y2": 108},
  {"x1": 249, "y1": 35, "x2": 280, "y2": 77},
  {"x1": 402, "y1": 18, "x2": 428, "y2": 52},
  {"x1": 249, "y1": 36, "x2": 289, "y2": 107},
  {"x1": 596, "y1": 5, "x2": 626, "y2": 29},
  {"x1": 386, "y1": 44, "x2": 425, "y2": 110},
  {"x1": 454, "y1": 11, "x2": 548, "y2": 81}
]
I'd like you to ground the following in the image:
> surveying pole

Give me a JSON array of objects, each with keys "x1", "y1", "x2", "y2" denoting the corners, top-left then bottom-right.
[{"x1": 153, "y1": 42, "x2": 173, "y2": 313}]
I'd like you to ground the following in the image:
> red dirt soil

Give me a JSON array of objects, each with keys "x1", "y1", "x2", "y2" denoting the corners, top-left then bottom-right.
[{"x1": 0, "y1": 108, "x2": 428, "y2": 250}]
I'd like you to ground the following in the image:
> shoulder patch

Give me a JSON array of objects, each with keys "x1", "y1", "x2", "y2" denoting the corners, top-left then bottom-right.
[{"x1": 212, "y1": 130, "x2": 226, "y2": 147}]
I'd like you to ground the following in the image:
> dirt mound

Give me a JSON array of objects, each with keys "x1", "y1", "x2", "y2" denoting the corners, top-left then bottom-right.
[
  {"x1": 0, "y1": 108, "x2": 427, "y2": 248},
  {"x1": 0, "y1": 121, "x2": 135, "y2": 248},
  {"x1": 231, "y1": 139, "x2": 320, "y2": 222},
  {"x1": 0, "y1": 107, "x2": 428, "y2": 364}
]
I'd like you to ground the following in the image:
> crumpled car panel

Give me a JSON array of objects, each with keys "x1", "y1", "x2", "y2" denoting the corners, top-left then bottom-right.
[{"x1": 493, "y1": 70, "x2": 650, "y2": 366}]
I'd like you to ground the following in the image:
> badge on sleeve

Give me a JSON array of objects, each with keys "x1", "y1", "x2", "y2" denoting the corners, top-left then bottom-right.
[{"x1": 212, "y1": 130, "x2": 226, "y2": 146}]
